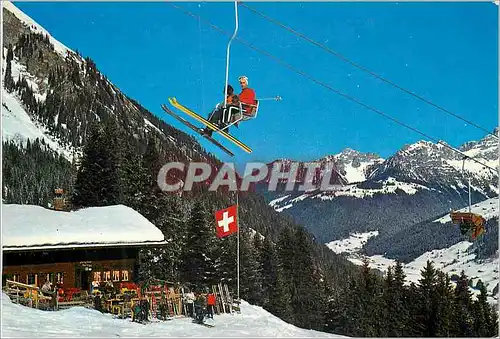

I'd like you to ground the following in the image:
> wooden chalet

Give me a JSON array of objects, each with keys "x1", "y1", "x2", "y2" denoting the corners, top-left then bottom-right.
[{"x1": 2, "y1": 203, "x2": 166, "y2": 293}]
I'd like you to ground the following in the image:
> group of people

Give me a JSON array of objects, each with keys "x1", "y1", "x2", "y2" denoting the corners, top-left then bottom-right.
[
  {"x1": 183, "y1": 289, "x2": 217, "y2": 324},
  {"x1": 202, "y1": 75, "x2": 256, "y2": 137}
]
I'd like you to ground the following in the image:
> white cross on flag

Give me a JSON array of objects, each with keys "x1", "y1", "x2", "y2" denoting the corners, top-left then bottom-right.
[{"x1": 215, "y1": 205, "x2": 238, "y2": 238}]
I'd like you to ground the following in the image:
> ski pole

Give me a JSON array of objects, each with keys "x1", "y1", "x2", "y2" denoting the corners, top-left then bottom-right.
[{"x1": 256, "y1": 96, "x2": 282, "y2": 101}]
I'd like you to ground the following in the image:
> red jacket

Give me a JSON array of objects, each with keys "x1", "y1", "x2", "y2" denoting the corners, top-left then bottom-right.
[
  {"x1": 239, "y1": 87, "x2": 256, "y2": 106},
  {"x1": 207, "y1": 293, "x2": 216, "y2": 306},
  {"x1": 239, "y1": 87, "x2": 256, "y2": 115}
]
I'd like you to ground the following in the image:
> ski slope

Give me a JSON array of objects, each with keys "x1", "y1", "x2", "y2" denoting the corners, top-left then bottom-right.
[{"x1": 1, "y1": 293, "x2": 343, "y2": 338}]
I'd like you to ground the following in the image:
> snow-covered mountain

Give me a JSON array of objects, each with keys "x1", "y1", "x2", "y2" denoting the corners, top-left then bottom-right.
[
  {"x1": 268, "y1": 137, "x2": 499, "y2": 303},
  {"x1": 368, "y1": 135, "x2": 498, "y2": 196},
  {"x1": 267, "y1": 130, "x2": 498, "y2": 272},
  {"x1": 2, "y1": 1, "x2": 73, "y2": 57},
  {"x1": 271, "y1": 133, "x2": 497, "y2": 208},
  {"x1": 326, "y1": 148, "x2": 384, "y2": 184},
  {"x1": 1, "y1": 0, "x2": 214, "y2": 166},
  {"x1": 263, "y1": 149, "x2": 382, "y2": 187}
]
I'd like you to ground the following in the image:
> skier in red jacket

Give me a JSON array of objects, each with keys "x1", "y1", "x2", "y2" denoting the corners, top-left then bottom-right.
[
  {"x1": 203, "y1": 76, "x2": 256, "y2": 136},
  {"x1": 206, "y1": 292, "x2": 216, "y2": 319},
  {"x1": 237, "y1": 75, "x2": 256, "y2": 114}
]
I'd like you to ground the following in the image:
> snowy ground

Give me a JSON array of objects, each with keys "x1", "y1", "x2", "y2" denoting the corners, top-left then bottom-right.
[
  {"x1": 326, "y1": 231, "x2": 379, "y2": 255},
  {"x1": 0, "y1": 293, "x2": 343, "y2": 337}
]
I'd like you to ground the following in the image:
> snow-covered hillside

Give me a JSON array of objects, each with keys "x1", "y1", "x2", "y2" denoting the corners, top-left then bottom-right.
[
  {"x1": 1, "y1": 4, "x2": 77, "y2": 161},
  {"x1": 327, "y1": 231, "x2": 498, "y2": 304},
  {"x1": 1, "y1": 293, "x2": 342, "y2": 338},
  {"x1": 268, "y1": 176, "x2": 440, "y2": 212},
  {"x1": 326, "y1": 197, "x2": 499, "y2": 304},
  {"x1": 2, "y1": 1, "x2": 174, "y2": 162},
  {"x1": 2, "y1": 85, "x2": 76, "y2": 161},
  {"x1": 326, "y1": 230, "x2": 379, "y2": 254},
  {"x1": 2, "y1": 1, "x2": 74, "y2": 57}
]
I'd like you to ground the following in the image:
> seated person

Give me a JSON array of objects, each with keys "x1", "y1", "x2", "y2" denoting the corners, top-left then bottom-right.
[
  {"x1": 203, "y1": 85, "x2": 239, "y2": 136},
  {"x1": 203, "y1": 76, "x2": 256, "y2": 136}
]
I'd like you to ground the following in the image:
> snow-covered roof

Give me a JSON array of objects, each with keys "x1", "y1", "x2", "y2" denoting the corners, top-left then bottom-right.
[{"x1": 2, "y1": 204, "x2": 166, "y2": 251}]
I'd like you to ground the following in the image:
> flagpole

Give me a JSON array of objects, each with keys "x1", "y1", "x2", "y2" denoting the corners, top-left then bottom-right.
[{"x1": 236, "y1": 190, "x2": 240, "y2": 302}]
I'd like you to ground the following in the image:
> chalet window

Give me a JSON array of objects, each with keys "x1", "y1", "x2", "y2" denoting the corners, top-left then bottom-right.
[
  {"x1": 27, "y1": 274, "x2": 36, "y2": 285},
  {"x1": 44, "y1": 273, "x2": 56, "y2": 284},
  {"x1": 56, "y1": 272, "x2": 64, "y2": 284},
  {"x1": 112, "y1": 271, "x2": 120, "y2": 282},
  {"x1": 103, "y1": 271, "x2": 111, "y2": 281},
  {"x1": 121, "y1": 270, "x2": 129, "y2": 281},
  {"x1": 93, "y1": 272, "x2": 101, "y2": 282}
]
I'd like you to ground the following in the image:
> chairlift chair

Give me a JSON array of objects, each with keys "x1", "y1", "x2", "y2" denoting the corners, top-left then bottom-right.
[{"x1": 220, "y1": 100, "x2": 260, "y2": 132}]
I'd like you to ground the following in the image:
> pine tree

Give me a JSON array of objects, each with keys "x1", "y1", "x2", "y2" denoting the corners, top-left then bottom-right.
[
  {"x1": 238, "y1": 230, "x2": 261, "y2": 304},
  {"x1": 324, "y1": 277, "x2": 354, "y2": 336},
  {"x1": 269, "y1": 227, "x2": 295, "y2": 323},
  {"x1": 259, "y1": 236, "x2": 278, "y2": 307},
  {"x1": 434, "y1": 271, "x2": 454, "y2": 336},
  {"x1": 453, "y1": 270, "x2": 474, "y2": 336},
  {"x1": 179, "y1": 199, "x2": 217, "y2": 290},
  {"x1": 351, "y1": 258, "x2": 385, "y2": 336},
  {"x1": 252, "y1": 233, "x2": 264, "y2": 304},
  {"x1": 267, "y1": 263, "x2": 294, "y2": 323},
  {"x1": 382, "y1": 266, "x2": 396, "y2": 336},
  {"x1": 119, "y1": 140, "x2": 147, "y2": 209},
  {"x1": 71, "y1": 119, "x2": 121, "y2": 208},
  {"x1": 213, "y1": 230, "x2": 237, "y2": 289},
  {"x1": 415, "y1": 260, "x2": 439, "y2": 336},
  {"x1": 289, "y1": 227, "x2": 327, "y2": 330},
  {"x1": 471, "y1": 283, "x2": 489, "y2": 336},
  {"x1": 4, "y1": 44, "x2": 15, "y2": 92},
  {"x1": 142, "y1": 136, "x2": 164, "y2": 190}
]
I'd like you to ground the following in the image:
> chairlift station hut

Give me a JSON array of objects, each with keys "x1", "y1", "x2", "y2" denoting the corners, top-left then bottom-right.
[{"x1": 2, "y1": 204, "x2": 166, "y2": 291}]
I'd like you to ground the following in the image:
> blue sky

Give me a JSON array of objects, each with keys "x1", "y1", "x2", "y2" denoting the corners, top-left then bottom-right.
[{"x1": 13, "y1": 1, "x2": 498, "y2": 165}]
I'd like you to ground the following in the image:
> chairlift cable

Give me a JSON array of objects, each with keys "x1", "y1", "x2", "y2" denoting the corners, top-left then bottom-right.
[
  {"x1": 198, "y1": 5, "x2": 206, "y2": 114},
  {"x1": 239, "y1": 2, "x2": 499, "y2": 141},
  {"x1": 169, "y1": 3, "x2": 498, "y2": 174}
]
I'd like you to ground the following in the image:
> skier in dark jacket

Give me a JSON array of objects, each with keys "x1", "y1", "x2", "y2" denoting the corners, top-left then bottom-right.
[
  {"x1": 93, "y1": 292, "x2": 102, "y2": 312},
  {"x1": 193, "y1": 292, "x2": 207, "y2": 324},
  {"x1": 202, "y1": 85, "x2": 240, "y2": 137}
]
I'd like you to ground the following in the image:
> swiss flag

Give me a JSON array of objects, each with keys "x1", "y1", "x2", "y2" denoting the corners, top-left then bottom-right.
[{"x1": 215, "y1": 205, "x2": 238, "y2": 238}]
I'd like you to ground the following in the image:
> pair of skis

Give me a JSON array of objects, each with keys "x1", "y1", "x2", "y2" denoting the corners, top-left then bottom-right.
[{"x1": 161, "y1": 97, "x2": 252, "y2": 157}]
